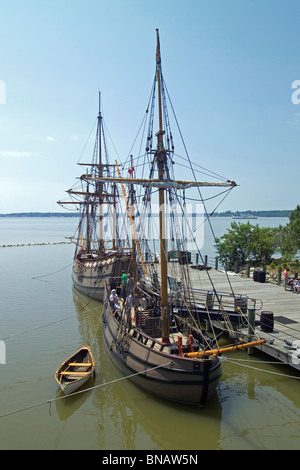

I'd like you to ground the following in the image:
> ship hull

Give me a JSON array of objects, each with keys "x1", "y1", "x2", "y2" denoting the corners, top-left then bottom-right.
[
  {"x1": 102, "y1": 294, "x2": 222, "y2": 407},
  {"x1": 72, "y1": 252, "x2": 131, "y2": 302},
  {"x1": 72, "y1": 263, "x2": 107, "y2": 301}
]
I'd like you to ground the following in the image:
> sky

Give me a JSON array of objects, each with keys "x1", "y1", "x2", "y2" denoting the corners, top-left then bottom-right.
[{"x1": 1, "y1": 0, "x2": 300, "y2": 214}]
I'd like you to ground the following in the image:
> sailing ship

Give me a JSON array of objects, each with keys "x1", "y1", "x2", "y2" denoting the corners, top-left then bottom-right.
[
  {"x1": 58, "y1": 95, "x2": 131, "y2": 301},
  {"x1": 82, "y1": 31, "x2": 265, "y2": 406}
]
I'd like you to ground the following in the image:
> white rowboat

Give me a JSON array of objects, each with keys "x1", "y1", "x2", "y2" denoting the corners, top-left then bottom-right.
[{"x1": 55, "y1": 346, "x2": 95, "y2": 395}]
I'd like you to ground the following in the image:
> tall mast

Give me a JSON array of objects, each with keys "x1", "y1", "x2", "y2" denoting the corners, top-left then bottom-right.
[
  {"x1": 155, "y1": 29, "x2": 169, "y2": 343},
  {"x1": 98, "y1": 92, "x2": 104, "y2": 254},
  {"x1": 86, "y1": 181, "x2": 91, "y2": 253},
  {"x1": 130, "y1": 155, "x2": 138, "y2": 313}
]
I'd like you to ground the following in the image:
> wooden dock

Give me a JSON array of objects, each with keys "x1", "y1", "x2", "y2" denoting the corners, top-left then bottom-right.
[{"x1": 186, "y1": 266, "x2": 300, "y2": 372}]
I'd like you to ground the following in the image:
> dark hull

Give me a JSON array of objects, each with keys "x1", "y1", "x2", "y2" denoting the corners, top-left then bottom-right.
[{"x1": 102, "y1": 296, "x2": 222, "y2": 407}]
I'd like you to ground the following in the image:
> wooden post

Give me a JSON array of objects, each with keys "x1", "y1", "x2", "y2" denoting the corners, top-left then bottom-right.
[
  {"x1": 277, "y1": 268, "x2": 281, "y2": 286},
  {"x1": 204, "y1": 255, "x2": 208, "y2": 267},
  {"x1": 247, "y1": 263, "x2": 250, "y2": 278},
  {"x1": 205, "y1": 319, "x2": 212, "y2": 332},
  {"x1": 247, "y1": 307, "x2": 256, "y2": 355},
  {"x1": 234, "y1": 261, "x2": 238, "y2": 274},
  {"x1": 196, "y1": 253, "x2": 199, "y2": 265},
  {"x1": 215, "y1": 257, "x2": 218, "y2": 270}
]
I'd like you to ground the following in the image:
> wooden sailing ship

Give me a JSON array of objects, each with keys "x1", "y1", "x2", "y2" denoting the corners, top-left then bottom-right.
[
  {"x1": 58, "y1": 95, "x2": 131, "y2": 301},
  {"x1": 81, "y1": 31, "x2": 265, "y2": 406}
]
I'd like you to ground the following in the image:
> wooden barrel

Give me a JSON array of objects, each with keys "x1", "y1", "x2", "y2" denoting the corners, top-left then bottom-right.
[
  {"x1": 257, "y1": 270, "x2": 266, "y2": 283},
  {"x1": 260, "y1": 311, "x2": 274, "y2": 332},
  {"x1": 234, "y1": 297, "x2": 248, "y2": 314}
]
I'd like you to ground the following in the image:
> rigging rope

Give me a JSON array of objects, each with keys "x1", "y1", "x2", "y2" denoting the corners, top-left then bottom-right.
[{"x1": 115, "y1": 160, "x2": 147, "y2": 276}]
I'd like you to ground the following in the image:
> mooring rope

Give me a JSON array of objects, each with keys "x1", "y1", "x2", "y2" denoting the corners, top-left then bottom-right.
[
  {"x1": 31, "y1": 261, "x2": 74, "y2": 279},
  {"x1": 223, "y1": 357, "x2": 300, "y2": 380},
  {"x1": 0, "y1": 305, "x2": 100, "y2": 341},
  {"x1": 1, "y1": 353, "x2": 299, "y2": 420},
  {"x1": 0, "y1": 362, "x2": 172, "y2": 419}
]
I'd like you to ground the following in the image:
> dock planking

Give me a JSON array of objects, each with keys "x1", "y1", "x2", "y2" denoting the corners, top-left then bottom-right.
[{"x1": 186, "y1": 266, "x2": 300, "y2": 371}]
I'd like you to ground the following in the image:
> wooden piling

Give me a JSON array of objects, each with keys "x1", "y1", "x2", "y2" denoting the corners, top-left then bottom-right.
[{"x1": 247, "y1": 307, "x2": 256, "y2": 355}]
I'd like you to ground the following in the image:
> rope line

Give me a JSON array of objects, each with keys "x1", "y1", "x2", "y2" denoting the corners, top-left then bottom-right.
[
  {"x1": 1, "y1": 356, "x2": 298, "y2": 419},
  {"x1": 0, "y1": 361, "x2": 172, "y2": 419},
  {"x1": 32, "y1": 261, "x2": 74, "y2": 279},
  {"x1": 0, "y1": 306, "x2": 100, "y2": 341},
  {"x1": 224, "y1": 357, "x2": 300, "y2": 380}
]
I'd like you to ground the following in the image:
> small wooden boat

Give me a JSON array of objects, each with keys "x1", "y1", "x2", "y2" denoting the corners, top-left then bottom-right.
[{"x1": 55, "y1": 346, "x2": 95, "y2": 395}]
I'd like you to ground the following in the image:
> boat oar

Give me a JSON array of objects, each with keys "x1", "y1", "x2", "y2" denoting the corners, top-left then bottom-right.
[{"x1": 185, "y1": 339, "x2": 267, "y2": 358}]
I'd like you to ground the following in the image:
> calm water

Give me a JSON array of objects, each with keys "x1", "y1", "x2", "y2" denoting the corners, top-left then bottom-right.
[{"x1": 0, "y1": 216, "x2": 299, "y2": 450}]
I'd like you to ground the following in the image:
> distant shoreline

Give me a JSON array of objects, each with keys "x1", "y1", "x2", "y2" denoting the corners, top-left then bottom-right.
[
  {"x1": 213, "y1": 210, "x2": 291, "y2": 217},
  {"x1": 0, "y1": 212, "x2": 79, "y2": 217},
  {"x1": 0, "y1": 210, "x2": 292, "y2": 218}
]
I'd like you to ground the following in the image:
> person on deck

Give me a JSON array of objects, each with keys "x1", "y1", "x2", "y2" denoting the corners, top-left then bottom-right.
[
  {"x1": 109, "y1": 289, "x2": 121, "y2": 311},
  {"x1": 126, "y1": 273, "x2": 134, "y2": 308},
  {"x1": 120, "y1": 271, "x2": 127, "y2": 299}
]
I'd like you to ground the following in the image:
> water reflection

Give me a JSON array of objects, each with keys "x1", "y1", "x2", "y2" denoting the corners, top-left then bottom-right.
[
  {"x1": 55, "y1": 387, "x2": 93, "y2": 420},
  {"x1": 71, "y1": 287, "x2": 223, "y2": 450}
]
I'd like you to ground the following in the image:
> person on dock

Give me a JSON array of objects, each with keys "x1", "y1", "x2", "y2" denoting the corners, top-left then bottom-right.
[
  {"x1": 283, "y1": 268, "x2": 290, "y2": 291},
  {"x1": 293, "y1": 278, "x2": 300, "y2": 293}
]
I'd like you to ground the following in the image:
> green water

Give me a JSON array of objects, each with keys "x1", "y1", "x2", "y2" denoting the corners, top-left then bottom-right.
[{"x1": 0, "y1": 217, "x2": 299, "y2": 450}]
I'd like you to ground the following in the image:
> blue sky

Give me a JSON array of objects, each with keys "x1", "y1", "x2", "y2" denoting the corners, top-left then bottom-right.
[{"x1": 1, "y1": 0, "x2": 300, "y2": 213}]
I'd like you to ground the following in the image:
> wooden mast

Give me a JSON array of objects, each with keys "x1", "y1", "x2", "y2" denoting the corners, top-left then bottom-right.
[
  {"x1": 86, "y1": 181, "x2": 91, "y2": 253},
  {"x1": 155, "y1": 29, "x2": 169, "y2": 343},
  {"x1": 130, "y1": 155, "x2": 138, "y2": 313},
  {"x1": 98, "y1": 92, "x2": 105, "y2": 255}
]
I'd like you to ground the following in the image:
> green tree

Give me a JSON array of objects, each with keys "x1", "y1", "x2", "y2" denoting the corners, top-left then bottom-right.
[
  {"x1": 249, "y1": 225, "x2": 278, "y2": 264},
  {"x1": 215, "y1": 222, "x2": 253, "y2": 268},
  {"x1": 278, "y1": 205, "x2": 300, "y2": 259},
  {"x1": 289, "y1": 204, "x2": 300, "y2": 249},
  {"x1": 215, "y1": 222, "x2": 278, "y2": 268}
]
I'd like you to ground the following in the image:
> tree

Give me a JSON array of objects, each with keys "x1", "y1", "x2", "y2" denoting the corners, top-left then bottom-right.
[
  {"x1": 278, "y1": 205, "x2": 300, "y2": 259},
  {"x1": 249, "y1": 225, "x2": 278, "y2": 264},
  {"x1": 215, "y1": 222, "x2": 253, "y2": 268},
  {"x1": 289, "y1": 204, "x2": 300, "y2": 249},
  {"x1": 215, "y1": 222, "x2": 278, "y2": 268}
]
